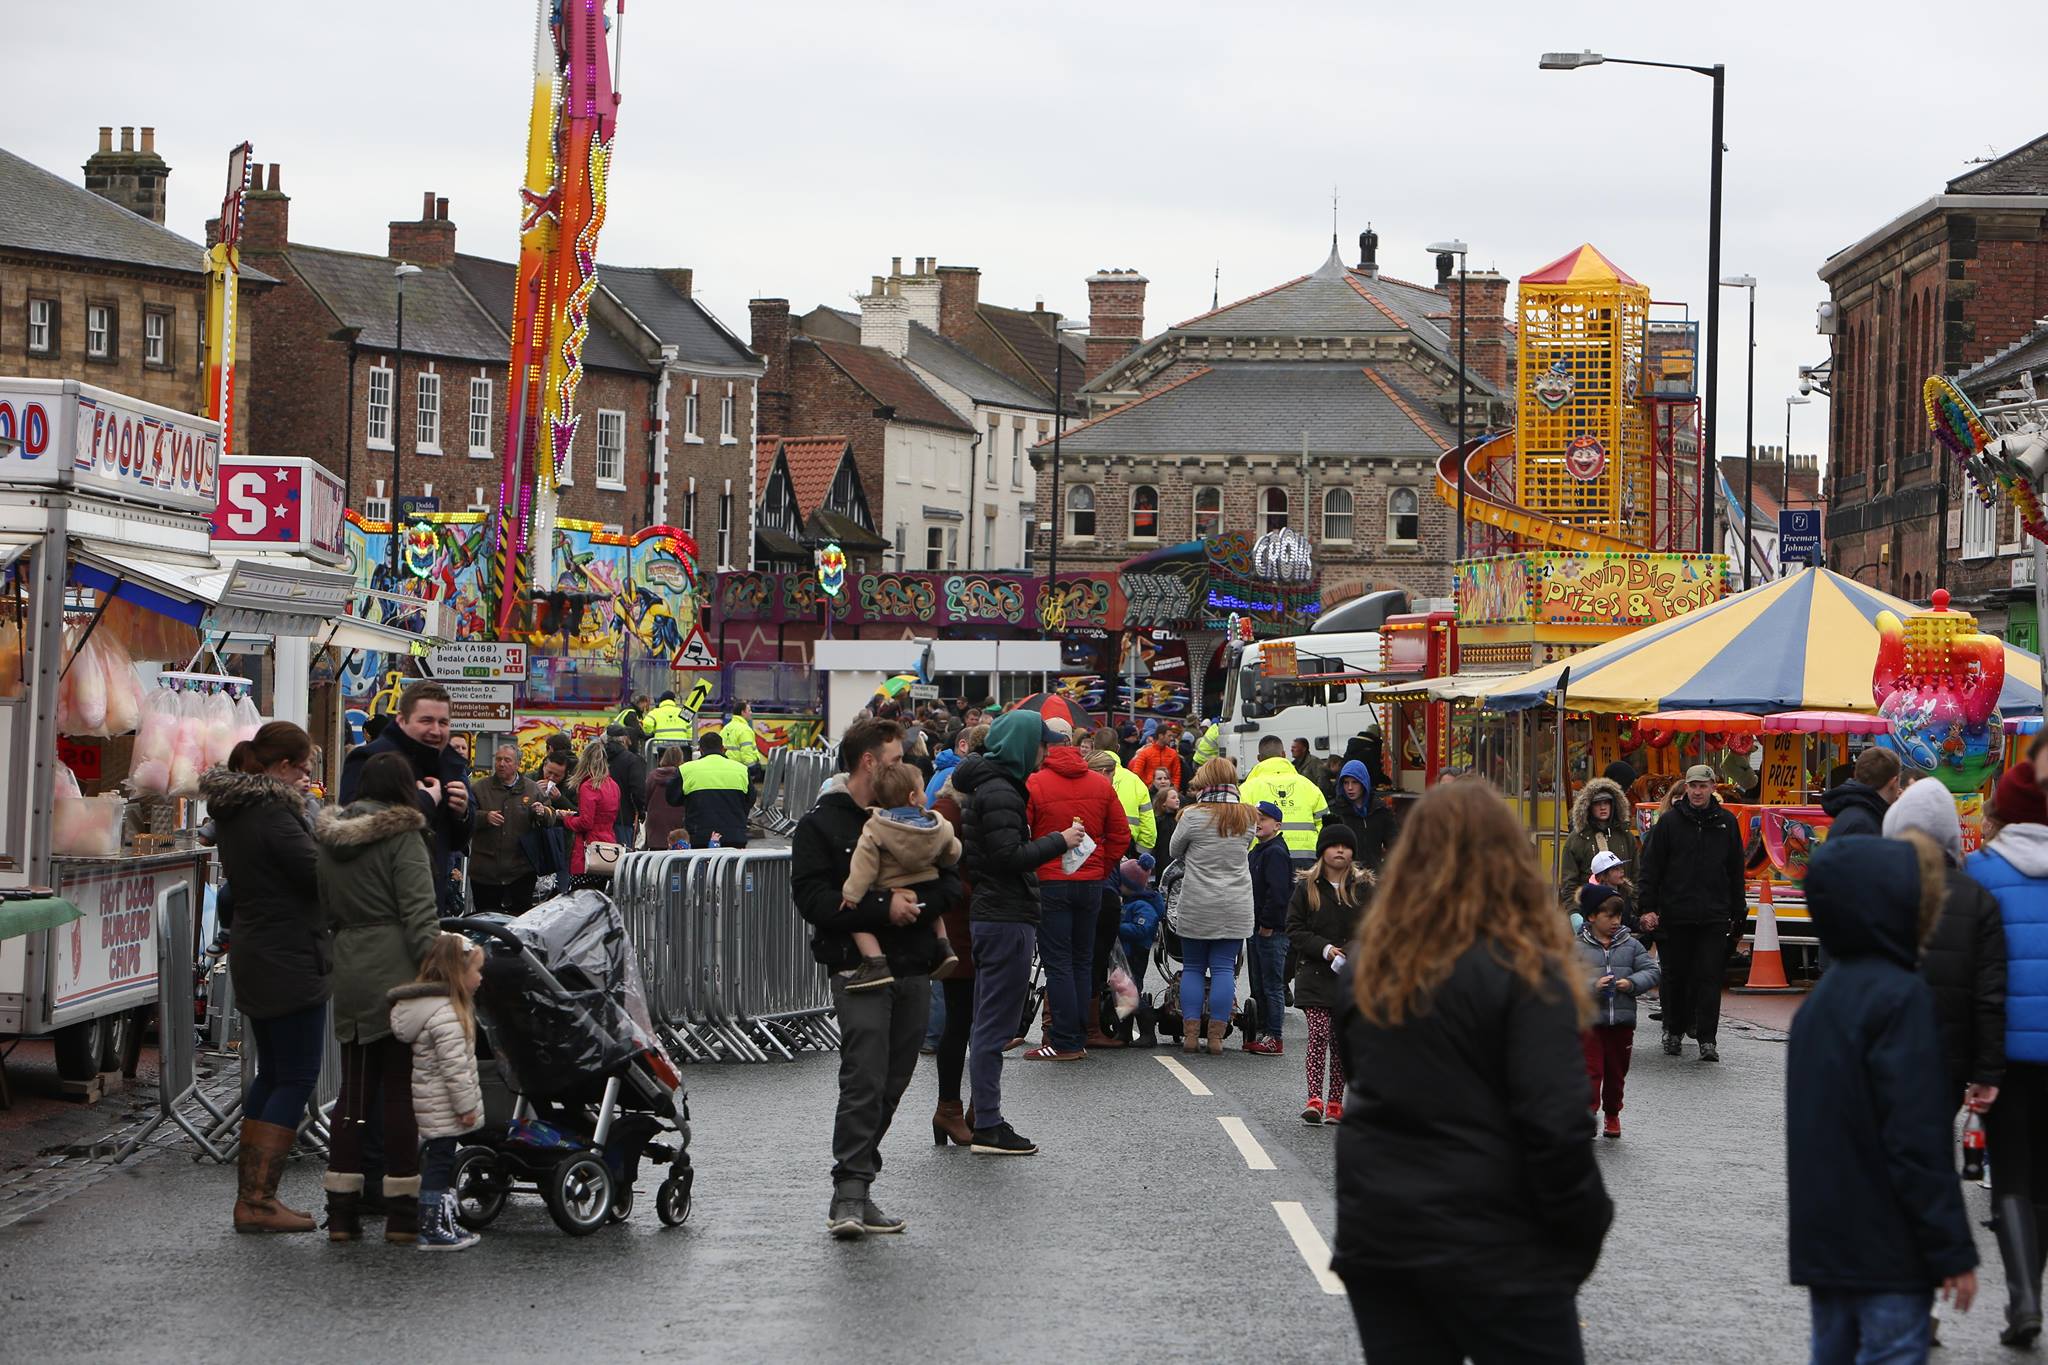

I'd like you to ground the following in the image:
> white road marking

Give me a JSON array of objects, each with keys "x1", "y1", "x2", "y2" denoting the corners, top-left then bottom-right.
[
  {"x1": 1273, "y1": 1201, "x2": 1347, "y2": 1296},
  {"x1": 1154, "y1": 1053, "x2": 1211, "y2": 1096},
  {"x1": 1218, "y1": 1116, "x2": 1276, "y2": 1170}
]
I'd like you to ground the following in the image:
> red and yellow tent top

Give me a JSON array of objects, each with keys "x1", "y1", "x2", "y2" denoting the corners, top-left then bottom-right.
[{"x1": 1519, "y1": 243, "x2": 1640, "y2": 288}]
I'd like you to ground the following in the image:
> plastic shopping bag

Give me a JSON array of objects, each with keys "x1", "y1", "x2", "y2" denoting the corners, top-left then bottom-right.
[
  {"x1": 1060, "y1": 830, "x2": 1096, "y2": 876},
  {"x1": 1106, "y1": 944, "x2": 1139, "y2": 1020}
]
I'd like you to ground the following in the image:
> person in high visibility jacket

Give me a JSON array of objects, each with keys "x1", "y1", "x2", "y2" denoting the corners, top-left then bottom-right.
[
  {"x1": 612, "y1": 694, "x2": 651, "y2": 750},
  {"x1": 646, "y1": 692, "x2": 692, "y2": 748},
  {"x1": 671, "y1": 731, "x2": 752, "y2": 847},
  {"x1": 1191, "y1": 719, "x2": 1223, "y2": 770},
  {"x1": 1240, "y1": 735, "x2": 1329, "y2": 866},
  {"x1": 720, "y1": 701, "x2": 762, "y2": 768},
  {"x1": 1104, "y1": 753, "x2": 1156, "y2": 854}
]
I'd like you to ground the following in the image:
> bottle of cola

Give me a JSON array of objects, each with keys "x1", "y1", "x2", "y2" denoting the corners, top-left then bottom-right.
[{"x1": 1962, "y1": 1112, "x2": 1987, "y2": 1182}]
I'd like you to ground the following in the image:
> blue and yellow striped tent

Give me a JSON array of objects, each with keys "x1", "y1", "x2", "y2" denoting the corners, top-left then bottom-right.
[{"x1": 1483, "y1": 567, "x2": 2043, "y2": 715}]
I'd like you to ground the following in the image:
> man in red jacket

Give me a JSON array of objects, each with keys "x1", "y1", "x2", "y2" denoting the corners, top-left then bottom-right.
[{"x1": 1025, "y1": 721, "x2": 1131, "y2": 1060}]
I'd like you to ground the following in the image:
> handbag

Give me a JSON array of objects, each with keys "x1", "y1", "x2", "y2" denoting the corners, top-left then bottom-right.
[{"x1": 581, "y1": 840, "x2": 625, "y2": 880}]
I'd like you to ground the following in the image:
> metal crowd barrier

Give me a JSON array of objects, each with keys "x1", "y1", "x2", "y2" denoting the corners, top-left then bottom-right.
[
  {"x1": 752, "y1": 748, "x2": 838, "y2": 835},
  {"x1": 116, "y1": 883, "x2": 233, "y2": 1162},
  {"x1": 614, "y1": 847, "x2": 839, "y2": 1062}
]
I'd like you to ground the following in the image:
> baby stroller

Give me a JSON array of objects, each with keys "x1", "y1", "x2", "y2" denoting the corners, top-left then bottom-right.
[
  {"x1": 1146, "y1": 861, "x2": 1255, "y2": 1046},
  {"x1": 441, "y1": 890, "x2": 694, "y2": 1237}
]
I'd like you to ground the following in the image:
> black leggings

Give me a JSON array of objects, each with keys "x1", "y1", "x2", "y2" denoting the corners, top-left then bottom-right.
[
  {"x1": 1990, "y1": 1062, "x2": 2048, "y2": 1206},
  {"x1": 935, "y1": 975, "x2": 974, "y2": 1104},
  {"x1": 327, "y1": 1036, "x2": 418, "y2": 1179}
]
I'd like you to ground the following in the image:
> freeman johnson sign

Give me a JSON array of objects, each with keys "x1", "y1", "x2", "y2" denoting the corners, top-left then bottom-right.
[
  {"x1": 211, "y1": 456, "x2": 347, "y2": 563},
  {"x1": 0, "y1": 377, "x2": 222, "y2": 516}
]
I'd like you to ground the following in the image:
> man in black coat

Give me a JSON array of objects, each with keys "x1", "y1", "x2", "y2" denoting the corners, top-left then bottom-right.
[
  {"x1": 1823, "y1": 746, "x2": 1904, "y2": 840},
  {"x1": 1790, "y1": 835, "x2": 1978, "y2": 1356},
  {"x1": 792, "y1": 716, "x2": 961, "y2": 1241},
  {"x1": 1637, "y1": 765, "x2": 1746, "y2": 1061},
  {"x1": 339, "y1": 681, "x2": 473, "y2": 912},
  {"x1": 605, "y1": 725, "x2": 647, "y2": 846}
]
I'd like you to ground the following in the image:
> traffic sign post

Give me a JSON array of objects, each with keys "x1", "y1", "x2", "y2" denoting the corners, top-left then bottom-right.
[
  {"x1": 423, "y1": 641, "x2": 529, "y2": 681},
  {"x1": 440, "y1": 681, "x2": 516, "y2": 732}
]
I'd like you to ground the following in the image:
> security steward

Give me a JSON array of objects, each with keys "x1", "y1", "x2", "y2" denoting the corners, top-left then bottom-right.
[
  {"x1": 670, "y1": 731, "x2": 752, "y2": 848},
  {"x1": 646, "y1": 691, "x2": 693, "y2": 753},
  {"x1": 1239, "y1": 734, "x2": 1329, "y2": 869},
  {"x1": 721, "y1": 700, "x2": 763, "y2": 777}
]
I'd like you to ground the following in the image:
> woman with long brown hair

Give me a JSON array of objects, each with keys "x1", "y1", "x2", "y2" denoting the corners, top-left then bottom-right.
[
  {"x1": 1166, "y1": 758, "x2": 1257, "y2": 1054},
  {"x1": 1334, "y1": 779, "x2": 1613, "y2": 1361}
]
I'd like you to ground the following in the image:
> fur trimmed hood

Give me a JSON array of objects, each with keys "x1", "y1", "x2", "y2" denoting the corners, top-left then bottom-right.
[
  {"x1": 198, "y1": 765, "x2": 308, "y2": 817},
  {"x1": 1569, "y1": 777, "x2": 1632, "y2": 836},
  {"x1": 386, "y1": 981, "x2": 450, "y2": 1003},
  {"x1": 314, "y1": 799, "x2": 427, "y2": 861}
]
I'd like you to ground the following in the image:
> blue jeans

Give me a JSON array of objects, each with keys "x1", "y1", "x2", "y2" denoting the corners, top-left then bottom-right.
[
  {"x1": 1808, "y1": 1289, "x2": 1933, "y2": 1365},
  {"x1": 924, "y1": 980, "x2": 945, "y2": 1050},
  {"x1": 969, "y1": 921, "x2": 1037, "y2": 1130},
  {"x1": 1180, "y1": 937, "x2": 1238, "y2": 1026},
  {"x1": 419, "y1": 1135, "x2": 458, "y2": 1202},
  {"x1": 245, "y1": 1000, "x2": 327, "y2": 1129},
  {"x1": 1246, "y1": 931, "x2": 1288, "y2": 1040},
  {"x1": 1038, "y1": 882, "x2": 1099, "y2": 1053}
]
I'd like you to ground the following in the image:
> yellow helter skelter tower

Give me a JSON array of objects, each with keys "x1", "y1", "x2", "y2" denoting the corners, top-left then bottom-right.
[{"x1": 1514, "y1": 245, "x2": 1652, "y2": 546}]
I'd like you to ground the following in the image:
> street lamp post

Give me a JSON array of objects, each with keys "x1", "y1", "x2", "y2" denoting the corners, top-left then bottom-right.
[
  {"x1": 1427, "y1": 240, "x2": 1471, "y2": 560},
  {"x1": 388, "y1": 261, "x2": 422, "y2": 582},
  {"x1": 1043, "y1": 319, "x2": 1089, "y2": 611},
  {"x1": 1784, "y1": 393, "x2": 1811, "y2": 577},
  {"x1": 1541, "y1": 50, "x2": 1725, "y2": 557},
  {"x1": 1720, "y1": 273, "x2": 1757, "y2": 588}
]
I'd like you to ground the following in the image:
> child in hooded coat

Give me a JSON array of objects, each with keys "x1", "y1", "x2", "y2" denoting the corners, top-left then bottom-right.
[{"x1": 1575, "y1": 890, "x2": 1660, "y2": 1138}]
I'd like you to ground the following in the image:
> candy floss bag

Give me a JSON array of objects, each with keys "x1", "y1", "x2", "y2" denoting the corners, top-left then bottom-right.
[
  {"x1": 232, "y1": 689, "x2": 263, "y2": 744},
  {"x1": 130, "y1": 685, "x2": 179, "y2": 796},
  {"x1": 202, "y1": 686, "x2": 237, "y2": 769},
  {"x1": 168, "y1": 688, "x2": 208, "y2": 798}
]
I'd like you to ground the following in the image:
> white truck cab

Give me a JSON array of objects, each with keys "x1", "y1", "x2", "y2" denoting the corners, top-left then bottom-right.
[{"x1": 1217, "y1": 631, "x2": 1385, "y2": 774}]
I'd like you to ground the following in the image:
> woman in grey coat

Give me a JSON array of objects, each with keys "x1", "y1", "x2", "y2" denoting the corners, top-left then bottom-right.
[{"x1": 1169, "y1": 759, "x2": 1258, "y2": 1054}]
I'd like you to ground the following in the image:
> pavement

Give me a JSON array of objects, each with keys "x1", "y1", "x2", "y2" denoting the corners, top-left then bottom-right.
[{"x1": 0, "y1": 992, "x2": 2027, "y2": 1364}]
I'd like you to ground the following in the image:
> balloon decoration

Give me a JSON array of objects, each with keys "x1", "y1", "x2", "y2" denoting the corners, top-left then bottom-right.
[
  {"x1": 1873, "y1": 589, "x2": 2004, "y2": 794},
  {"x1": 1615, "y1": 716, "x2": 1641, "y2": 753}
]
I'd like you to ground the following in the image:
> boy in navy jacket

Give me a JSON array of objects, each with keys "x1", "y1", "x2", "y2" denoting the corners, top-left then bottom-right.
[{"x1": 1245, "y1": 802, "x2": 1296, "y2": 1055}]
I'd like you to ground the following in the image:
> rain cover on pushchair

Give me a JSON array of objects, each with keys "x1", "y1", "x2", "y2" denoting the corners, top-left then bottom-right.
[{"x1": 479, "y1": 890, "x2": 664, "y2": 1102}]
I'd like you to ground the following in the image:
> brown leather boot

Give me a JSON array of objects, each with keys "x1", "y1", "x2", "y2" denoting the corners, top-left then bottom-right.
[
  {"x1": 1182, "y1": 1020, "x2": 1200, "y2": 1053},
  {"x1": 234, "y1": 1120, "x2": 316, "y2": 1233},
  {"x1": 1206, "y1": 1019, "x2": 1228, "y2": 1055},
  {"x1": 932, "y1": 1100, "x2": 972, "y2": 1147},
  {"x1": 1085, "y1": 1027, "x2": 1125, "y2": 1051},
  {"x1": 383, "y1": 1176, "x2": 423, "y2": 1244}
]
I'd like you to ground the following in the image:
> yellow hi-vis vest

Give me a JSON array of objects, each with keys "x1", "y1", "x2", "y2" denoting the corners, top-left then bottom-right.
[
  {"x1": 1110, "y1": 763, "x2": 1156, "y2": 854},
  {"x1": 720, "y1": 715, "x2": 761, "y2": 767},
  {"x1": 1240, "y1": 755, "x2": 1328, "y2": 858}
]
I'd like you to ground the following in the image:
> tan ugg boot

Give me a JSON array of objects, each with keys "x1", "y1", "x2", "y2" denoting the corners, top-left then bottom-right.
[
  {"x1": 1206, "y1": 1019, "x2": 1228, "y2": 1056},
  {"x1": 1181, "y1": 1020, "x2": 1200, "y2": 1054}
]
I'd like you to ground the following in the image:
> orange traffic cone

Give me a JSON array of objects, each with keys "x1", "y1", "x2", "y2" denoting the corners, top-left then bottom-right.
[{"x1": 1732, "y1": 877, "x2": 1798, "y2": 993}]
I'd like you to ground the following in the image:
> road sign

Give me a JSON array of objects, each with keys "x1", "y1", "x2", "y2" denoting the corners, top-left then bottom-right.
[
  {"x1": 441, "y1": 681, "x2": 516, "y2": 732},
  {"x1": 675, "y1": 625, "x2": 718, "y2": 670},
  {"x1": 1779, "y1": 508, "x2": 1821, "y2": 566},
  {"x1": 424, "y1": 640, "x2": 529, "y2": 681}
]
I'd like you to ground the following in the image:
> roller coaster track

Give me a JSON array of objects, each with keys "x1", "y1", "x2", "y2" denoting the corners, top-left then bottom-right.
[{"x1": 1434, "y1": 430, "x2": 1638, "y2": 553}]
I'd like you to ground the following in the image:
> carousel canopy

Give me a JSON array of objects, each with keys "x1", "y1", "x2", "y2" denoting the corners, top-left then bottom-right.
[{"x1": 1483, "y1": 567, "x2": 2044, "y2": 716}]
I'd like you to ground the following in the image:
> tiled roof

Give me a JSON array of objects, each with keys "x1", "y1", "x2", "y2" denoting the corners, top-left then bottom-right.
[
  {"x1": 1171, "y1": 244, "x2": 1443, "y2": 344},
  {"x1": 906, "y1": 322, "x2": 1053, "y2": 412},
  {"x1": 447, "y1": 253, "x2": 646, "y2": 373},
  {"x1": 1947, "y1": 132, "x2": 2048, "y2": 194},
  {"x1": 810, "y1": 338, "x2": 973, "y2": 432},
  {"x1": 1957, "y1": 317, "x2": 2048, "y2": 395},
  {"x1": 0, "y1": 145, "x2": 273, "y2": 282},
  {"x1": 289, "y1": 245, "x2": 508, "y2": 363},
  {"x1": 976, "y1": 303, "x2": 1086, "y2": 404},
  {"x1": 596, "y1": 265, "x2": 759, "y2": 369},
  {"x1": 756, "y1": 434, "x2": 851, "y2": 517},
  {"x1": 1050, "y1": 362, "x2": 1454, "y2": 456}
]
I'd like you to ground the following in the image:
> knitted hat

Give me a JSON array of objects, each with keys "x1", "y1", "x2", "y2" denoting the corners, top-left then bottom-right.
[
  {"x1": 1994, "y1": 763, "x2": 2048, "y2": 828},
  {"x1": 1255, "y1": 800, "x2": 1284, "y2": 822},
  {"x1": 1578, "y1": 882, "x2": 1626, "y2": 917},
  {"x1": 1118, "y1": 857, "x2": 1151, "y2": 889},
  {"x1": 1317, "y1": 825, "x2": 1358, "y2": 853},
  {"x1": 1882, "y1": 776, "x2": 1964, "y2": 863}
]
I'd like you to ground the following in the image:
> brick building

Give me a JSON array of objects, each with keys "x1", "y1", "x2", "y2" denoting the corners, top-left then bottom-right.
[
  {"x1": 0, "y1": 130, "x2": 266, "y2": 433},
  {"x1": 1717, "y1": 450, "x2": 1823, "y2": 582},
  {"x1": 1818, "y1": 132, "x2": 2048, "y2": 626},
  {"x1": 238, "y1": 171, "x2": 761, "y2": 566},
  {"x1": 1045, "y1": 232, "x2": 1512, "y2": 613}
]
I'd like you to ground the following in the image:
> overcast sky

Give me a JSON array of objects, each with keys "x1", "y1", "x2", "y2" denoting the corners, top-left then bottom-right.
[{"x1": 16, "y1": 0, "x2": 2040, "y2": 469}]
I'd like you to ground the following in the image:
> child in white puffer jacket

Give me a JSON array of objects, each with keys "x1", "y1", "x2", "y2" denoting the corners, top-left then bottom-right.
[{"x1": 389, "y1": 933, "x2": 485, "y2": 1252}]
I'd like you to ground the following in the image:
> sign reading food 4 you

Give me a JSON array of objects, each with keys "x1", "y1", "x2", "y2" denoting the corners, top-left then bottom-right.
[{"x1": 0, "y1": 377, "x2": 222, "y2": 515}]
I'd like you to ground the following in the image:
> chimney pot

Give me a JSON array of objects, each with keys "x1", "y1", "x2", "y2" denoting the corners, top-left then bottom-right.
[
  {"x1": 98, "y1": 126, "x2": 113, "y2": 153},
  {"x1": 119, "y1": 126, "x2": 134, "y2": 152},
  {"x1": 435, "y1": 196, "x2": 449, "y2": 221},
  {"x1": 1435, "y1": 252, "x2": 1454, "y2": 287},
  {"x1": 890, "y1": 256, "x2": 902, "y2": 277},
  {"x1": 140, "y1": 126, "x2": 155, "y2": 154},
  {"x1": 421, "y1": 190, "x2": 435, "y2": 220},
  {"x1": 1358, "y1": 227, "x2": 1379, "y2": 275},
  {"x1": 267, "y1": 162, "x2": 280, "y2": 191}
]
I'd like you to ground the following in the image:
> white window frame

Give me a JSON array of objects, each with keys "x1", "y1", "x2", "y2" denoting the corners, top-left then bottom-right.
[
  {"x1": 1192, "y1": 485, "x2": 1223, "y2": 539},
  {"x1": 1261, "y1": 486, "x2": 1289, "y2": 534},
  {"x1": 468, "y1": 377, "x2": 493, "y2": 457},
  {"x1": 925, "y1": 526, "x2": 946, "y2": 572},
  {"x1": 143, "y1": 311, "x2": 167, "y2": 366},
  {"x1": 946, "y1": 526, "x2": 960, "y2": 569},
  {"x1": 26, "y1": 298, "x2": 53, "y2": 355},
  {"x1": 415, "y1": 371, "x2": 442, "y2": 454},
  {"x1": 1322, "y1": 487, "x2": 1355, "y2": 543},
  {"x1": 718, "y1": 481, "x2": 733, "y2": 568},
  {"x1": 1962, "y1": 489, "x2": 1998, "y2": 559},
  {"x1": 719, "y1": 382, "x2": 736, "y2": 444},
  {"x1": 986, "y1": 416, "x2": 1000, "y2": 486},
  {"x1": 1387, "y1": 487, "x2": 1421, "y2": 545},
  {"x1": 683, "y1": 381, "x2": 702, "y2": 443},
  {"x1": 366, "y1": 366, "x2": 394, "y2": 450},
  {"x1": 595, "y1": 408, "x2": 627, "y2": 489},
  {"x1": 683, "y1": 476, "x2": 697, "y2": 535},
  {"x1": 364, "y1": 496, "x2": 392, "y2": 523},
  {"x1": 1066, "y1": 483, "x2": 1096, "y2": 540},
  {"x1": 86, "y1": 304, "x2": 111, "y2": 359},
  {"x1": 1010, "y1": 425, "x2": 1023, "y2": 490},
  {"x1": 1129, "y1": 483, "x2": 1160, "y2": 541}
]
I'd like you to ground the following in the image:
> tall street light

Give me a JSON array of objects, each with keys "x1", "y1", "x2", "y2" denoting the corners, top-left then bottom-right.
[
  {"x1": 1427, "y1": 239, "x2": 1471, "y2": 560},
  {"x1": 1720, "y1": 273, "x2": 1757, "y2": 588},
  {"x1": 1044, "y1": 318, "x2": 1090, "y2": 604},
  {"x1": 388, "y1": 261, "x2": 423, "y2": 582},
  {"x1": 1541, "y1": 50, "x2": 1725, "y2": 558}
]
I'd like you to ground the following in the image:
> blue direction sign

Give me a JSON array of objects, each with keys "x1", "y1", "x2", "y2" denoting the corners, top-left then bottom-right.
[{"x1": 1779, "y1": 508, "x2": 1821, "y2": 566}]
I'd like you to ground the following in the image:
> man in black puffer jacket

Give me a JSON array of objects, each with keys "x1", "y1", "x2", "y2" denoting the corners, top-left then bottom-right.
[
  {"x1": 1822, "y1": 746, "x2": 1903, "y2": 840},
  {"x1": 339, "y1": 681, "x2": 474, "y2": 912},
  {"x1": 1638, "y1": 765, "x2": 1746, "y2": 1062},
  {"x1": 1883, "y1": 777, "x2": 2007, "y2": 1113},
  {"x1": 955, "y1": 710, "x2": 1081, "y2": 1156}
]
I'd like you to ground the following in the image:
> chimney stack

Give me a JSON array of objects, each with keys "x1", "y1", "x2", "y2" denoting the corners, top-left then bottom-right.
[
  {"x1": 241, "y1": 163, "x2": 289, "y2": 252},
  {"x1": 1446, "y1": 269, "x2": 1512, "y2": 393},
  {"x1": 660, "y1": 267, "x2": 693, "y2": 299},
  {"x1": 1357, "y1": 227, "x2": 1379, "y2": 276},
  {"x1": 388, "y1": 190, "x2": 457, "y2": 268},
  {"x1": 83, "y1": 121, "x2": 172, "y2": 224},
  {"x1": 748, "y1": 298, "x2": 793, "y2": 433},
  {"x1": 1084, "y1": 268, "x2": 1148, "y2": 387},
  {"x1": 936, "y1": 265, "x2": 982, "y2": 342}
]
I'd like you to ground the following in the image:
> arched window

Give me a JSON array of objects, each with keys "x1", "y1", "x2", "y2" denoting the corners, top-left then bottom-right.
[
  {"x1": 1129, "y1": 484, "x2": 1159, "y2": 540},
  {"x1": 1066, "y1": 483, "x2": 1096, "y2": 539},
  {"x1": 1322, "y1": 487, "x2": 1354, "y2": 542},
  {"x1": 1261, "y1": 486, "x2": 1289, "y2": 534},
  {"x1": 1191, "y1": 486, "x2": 1222, "y2": 539},
  {"x1": 1387, "y1": 487, "x2": 1420, "y2": 544}
]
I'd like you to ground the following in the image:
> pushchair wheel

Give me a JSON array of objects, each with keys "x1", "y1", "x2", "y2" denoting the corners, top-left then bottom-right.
[
  {"x1": 656, "y1": 1169, "x2": 693, "y2": 1227},
  {"x1": 607, "y1": 1182, "x2": 636, "y2": 1224},
  {"x1": 545, "y1": 1153, "x2": 614, "y2": 1237},
  {"x1": 452, "y1": 1147, "x2": 509, "y2": 1230}
]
